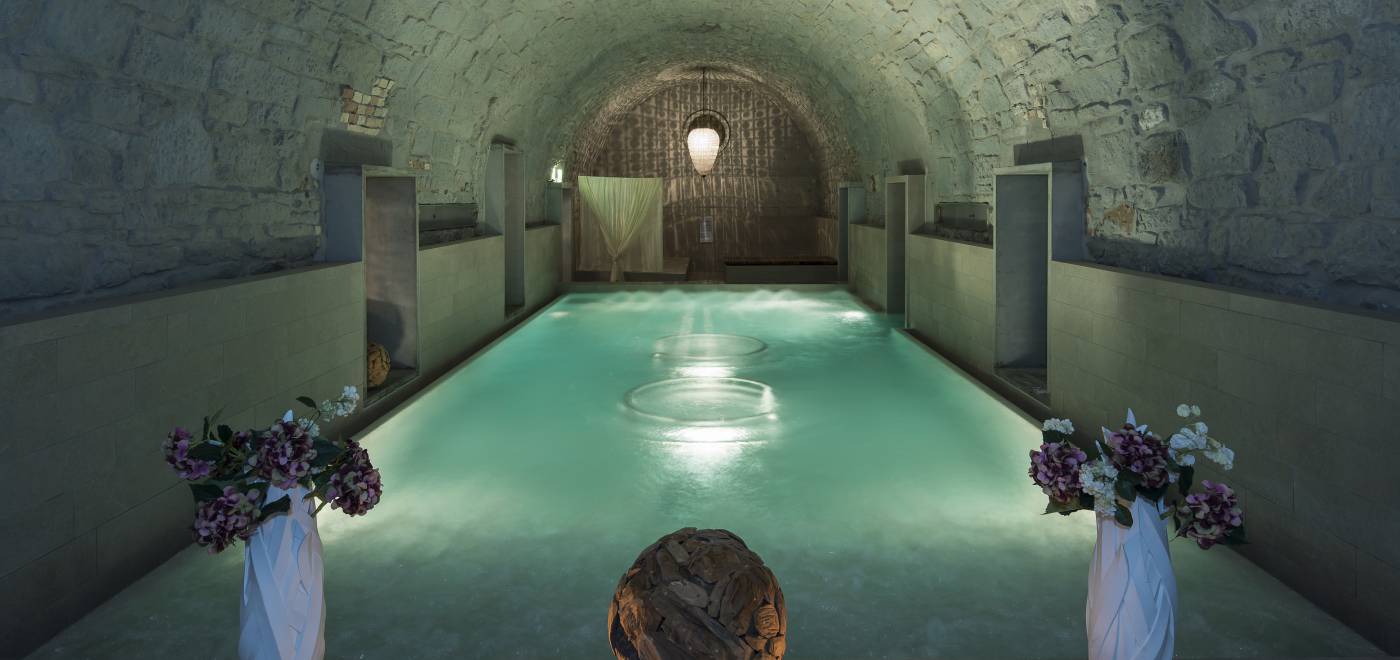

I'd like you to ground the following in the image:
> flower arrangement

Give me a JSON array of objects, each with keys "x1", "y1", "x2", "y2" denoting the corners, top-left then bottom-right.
[
  {"x1": 162, "y1": 386, "x2": 383, "y2": 553},
  {"x1": 1028, "y1": 404, "x2": 1245, "y2": 548}
]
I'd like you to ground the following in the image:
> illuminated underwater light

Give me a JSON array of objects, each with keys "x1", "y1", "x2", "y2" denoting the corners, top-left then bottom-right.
[
  {"x1": 653, "y1": 333, "x2": 767, "y2": 361},
  {"x1": 624, "y1": 377, "x2": 776, "y2": 425},
  {"x1": 675, "y1": 365, "x2": 734, "y2": 378},
  {"x1": 665, "y1": 426, "x2": 751, "y2": 443}
]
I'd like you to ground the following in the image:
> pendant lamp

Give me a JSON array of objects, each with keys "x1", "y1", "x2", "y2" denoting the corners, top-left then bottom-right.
[{"x1": 684, "y1": 68, "x2": 730, "y2": 177}]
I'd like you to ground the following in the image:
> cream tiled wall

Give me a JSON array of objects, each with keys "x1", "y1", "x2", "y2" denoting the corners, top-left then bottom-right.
[
  {"x1": 1046, "y1": 261, "x2": 1400, "y2": 649},
  {"x1": 849, "y1": 223, "x2": 886, "y2": 310},
  {"x1": 906, "y1": 235, "x2": 995, "y2": 373},
  {"x1": 1, "y1": 231, "x2": 566, "y2": 654},
  {"x1": 0, "y1": 263, "x2": 367, "y2": 653},
  {"x1": 525, "y1": 225, "x2": 562, "y2": 311},
  {"x1": 418, "y1": 237, "x2": 506, "y2": 377},
  {"x1": 418, "y1": 230, "x2": 559, "y2": 379}
]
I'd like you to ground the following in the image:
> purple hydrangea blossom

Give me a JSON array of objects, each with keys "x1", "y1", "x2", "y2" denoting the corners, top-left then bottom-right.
[
  {"x1": 1177, "y1": 480, "x2": 1244, "y2": 549},
  {"x1": 1029, "y1": 440, "x2": 1088, "y2": 507},
  {"x1": 1105, "y1": 424, "x2": 1172, "y2": 490},
  {"x1": 256, "y1": 419, "x2": 317, "y2": 489},
  {"x1": 162, "y1": 427, "x2": 214, "y2": 481},
  {"x1": 326, "y1": 439, "x2": 382, "y2": 516},
  {"x1": 193, "y1": 486, "x2": 263, "y2": 554}
]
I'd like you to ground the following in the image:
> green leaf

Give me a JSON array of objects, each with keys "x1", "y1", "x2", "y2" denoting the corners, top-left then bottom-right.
[
  {"x1": 296, "y1": 396, "x2": 317, "y2": 409},
  {"x1": 1178, "y1": 465, "x2": 1195, "y2": 495},
  {"x1": 217, "y1": 425, "x2": 233, "y2": 443},
  {"x1": 1224, "y1": 525, "x2": 1248, "y2": 545},
  {"x1": 189, "y1": 483, "x2": 223, "y2": 502},
  {"x1": 260, "y1": 495, "x2": 291, "y2": 519},
  {"x1": 310, "y1": 447, "x2": 344, "y2": 469},
  {"x1": 207, "y1": 406, "x2": 226, "y2": 430},
  {"x1": 1114, "y1": 476, "x2": 1137, "y2": 502},
  {"x1": 1114, "y1": 505, "x2": 1134, "y2": 528},
  {"x1": 1140, "y1": 483, "x2": 1169, "y2": 502},
  {"x1": 1043, "y1": 496, "x2": 1088, "y2": 517},
  {"x1": 188, "y1": 442, "x2": 225, "y2": 461}
]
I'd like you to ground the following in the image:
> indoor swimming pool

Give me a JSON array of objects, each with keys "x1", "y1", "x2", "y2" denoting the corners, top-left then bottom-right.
[{"x1": 30, "y1": 289, "x2": 1380, "y2": 659}]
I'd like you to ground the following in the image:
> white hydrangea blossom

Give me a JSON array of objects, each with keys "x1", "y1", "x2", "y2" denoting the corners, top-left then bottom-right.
[
  {"x1": 1204, "y1": 440, "x2": 1235, "y2": 470},
  {"x1": 336, "y1": 386, "x2": 360, "y2": 416},
  {"x1": 1079, "y1": 457, "x2": 1120, "y2": 518},
  {"x1": 1169, "y1": 422, "x2": 1209, "y2": 452},
  {"x1": 1042, "y1": 418, "x2": 1075, "y2": 435},
  {"x1": 1176, "y1": 403, "x2": 1202, "y2": 418},
  {"x1": 319, "y1": 386, "x2": 361, "y2": 419},
  {"x1": 298, "y1": 418, "x2": 320, "y2": 436},
  {"x1": 1167, "y1": 404, "x2": 1235, "y2": 471}
]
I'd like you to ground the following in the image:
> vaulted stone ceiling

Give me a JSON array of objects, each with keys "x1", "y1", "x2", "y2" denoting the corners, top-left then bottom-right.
[
  {"x1": 343, "y1": 0, "x2": 986, "y2": 198},
  {"x1": 2, "y1": 0, "x2": 1397, "y2": 314}
]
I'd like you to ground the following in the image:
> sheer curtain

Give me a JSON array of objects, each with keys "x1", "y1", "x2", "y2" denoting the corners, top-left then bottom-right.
[{"x1": 578, "y1": 176, "x2": 663, "y2": 281}]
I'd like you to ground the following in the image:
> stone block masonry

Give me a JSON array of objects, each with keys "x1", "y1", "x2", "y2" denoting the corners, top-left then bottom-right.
[
  {"x1": 3, "y1": 0, "x2": 1399, "y2": 319},
  {"x1": 0, "y1": 1, "x2": 492, "y2": 322}
]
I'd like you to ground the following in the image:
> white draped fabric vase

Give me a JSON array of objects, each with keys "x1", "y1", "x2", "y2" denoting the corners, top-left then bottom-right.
[
  {"x1": 240, "y1": 485, "x2": 326, "y2": 660},
  {"x1": 1086, "y1": 495, "x2": 1177, "y2": 660}
]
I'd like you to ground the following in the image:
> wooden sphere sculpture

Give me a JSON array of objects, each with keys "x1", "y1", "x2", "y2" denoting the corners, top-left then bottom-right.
[
  {"x1": 367, "y1": 341, "x2": 390, "y2": 388},
  {"x1": 608, "y1": 528, "x2": 787, "y2": 660}
]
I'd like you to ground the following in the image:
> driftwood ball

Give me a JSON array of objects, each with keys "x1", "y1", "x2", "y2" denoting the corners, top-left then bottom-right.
[
  {"x1": 608, "y1": 528, "x2": 787, "y2": 660},
  {"x1": 367, "y1": 341, "x2": 390, "y2": 388}
]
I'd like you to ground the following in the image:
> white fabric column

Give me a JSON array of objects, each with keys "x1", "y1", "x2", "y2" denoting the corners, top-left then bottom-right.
[
  {"x1": 1086, "y1": 496, "x2": 1177, "y2": 660},
  {"x1": 240, "y1": 485, "x2": 326, "y2": 660},
  {"x1": 578, "y1": 176, "x2": 663, "y2": 280}
]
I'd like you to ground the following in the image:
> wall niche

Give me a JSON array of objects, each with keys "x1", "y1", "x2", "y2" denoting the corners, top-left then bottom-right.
[{"x1": 322, "y1": 164, "x2": 422, "y2": 403}]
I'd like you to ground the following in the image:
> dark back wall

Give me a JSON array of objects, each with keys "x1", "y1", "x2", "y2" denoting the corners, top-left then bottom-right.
[{"x1": 586, "y1": 79, "x2": 826, "y2": 278}]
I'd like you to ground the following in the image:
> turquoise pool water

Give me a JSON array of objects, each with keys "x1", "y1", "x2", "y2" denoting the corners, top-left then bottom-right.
[{"x1": 30, "y1": 289, "x2": 1379, "y2": 658}]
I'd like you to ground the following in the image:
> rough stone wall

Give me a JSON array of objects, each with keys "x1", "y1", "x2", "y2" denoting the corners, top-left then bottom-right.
[
  {"x1": 1, "y1": 1, "x2": 438, "y2": 319},
  {"x1": 925, "y1": 0, "x2": 1400, "y2": 310},
  {"x1": 3, "y1": 1, "x2": 1398, "y2": 319},
  {"x1": 587, "y1": 79, "x2": 825, "y2": 276}
]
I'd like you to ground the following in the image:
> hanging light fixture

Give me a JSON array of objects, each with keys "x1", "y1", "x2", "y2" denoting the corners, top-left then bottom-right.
[{"x1": 684, "y1": 68, "x2": 730, "y2": 177}]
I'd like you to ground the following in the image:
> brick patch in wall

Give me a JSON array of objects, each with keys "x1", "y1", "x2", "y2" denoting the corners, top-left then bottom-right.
[{"x1": 340, "y1": 77, "x2": 394, "y2": 136}]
